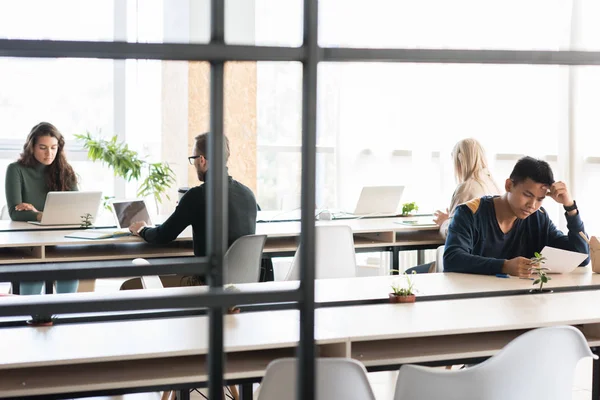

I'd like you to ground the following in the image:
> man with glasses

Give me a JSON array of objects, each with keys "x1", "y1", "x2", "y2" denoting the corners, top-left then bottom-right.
[{"x1": 129, "y1": 133, "x2": 258, "y2": 267}]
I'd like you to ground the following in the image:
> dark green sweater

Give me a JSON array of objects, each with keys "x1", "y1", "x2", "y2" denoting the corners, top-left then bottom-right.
[{"x1": 5, "y1": 162, "x2": 77, "y2": 221}]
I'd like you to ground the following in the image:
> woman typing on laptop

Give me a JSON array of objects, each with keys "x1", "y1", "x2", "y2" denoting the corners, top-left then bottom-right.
[{"x1": 4, "y1": 121, "x2": 80, "y2": 295}]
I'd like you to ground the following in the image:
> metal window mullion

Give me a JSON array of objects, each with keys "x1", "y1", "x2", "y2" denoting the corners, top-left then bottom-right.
[
  {"x1": 207, "y1": 1, "x2": 227, "y2": 399},
  {"x1": 299, "y1": 1, "x2": 319, "y2": 399}
]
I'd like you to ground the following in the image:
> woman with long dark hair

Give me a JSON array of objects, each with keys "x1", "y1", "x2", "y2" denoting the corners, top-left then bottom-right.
[{"x1": 5, "y1": 122, "x2": 79, "y2": 294}]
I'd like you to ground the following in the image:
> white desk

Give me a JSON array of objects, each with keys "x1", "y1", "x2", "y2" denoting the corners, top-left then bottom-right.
[
  {"x1": 0, "y1": 217, "x2": 442, "y2": 266},
  {"x1": 3, "y1": 290, "x2": 600, "y2": 398}
]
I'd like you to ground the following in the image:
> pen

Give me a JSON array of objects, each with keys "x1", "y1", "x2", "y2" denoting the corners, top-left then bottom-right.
[{"x1": 495, "y1": 273, "x2": 509, "y2": 278}]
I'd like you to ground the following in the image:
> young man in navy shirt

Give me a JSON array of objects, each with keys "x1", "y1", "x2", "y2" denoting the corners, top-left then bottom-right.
[{"x1": 444, "y1": 156, "x2": 589, "y2": 277}]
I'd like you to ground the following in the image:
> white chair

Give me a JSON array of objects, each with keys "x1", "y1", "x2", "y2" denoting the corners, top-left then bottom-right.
[
  {"x1": 224, "y1": 234, "x2": 267, "y2": 284},
  {"x1": 435, "y1": 245, "x2": 445, "y2": 272},
  {"x1": 394, "y1": 325, "x2": 598, "y2": 400},
  {"x1": 258, "y1": 358, "x2": 376, "y2": 400},
  {"x1": 285, "y1": 225, "x2": 357, "y2": 280}
]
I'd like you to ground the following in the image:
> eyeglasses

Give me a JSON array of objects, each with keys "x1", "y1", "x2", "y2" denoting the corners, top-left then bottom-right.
[{"x1": 188, "y1": 155, "x2": 202, "y2": 165}]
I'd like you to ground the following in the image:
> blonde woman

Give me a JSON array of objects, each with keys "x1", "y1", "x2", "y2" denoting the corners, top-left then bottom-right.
[
  {"x1": 407, "y1": 138, "x2": 500, "y2": 274},
  {"x1": 434, "y1": 138, "x2": 501, "y2": 238}
]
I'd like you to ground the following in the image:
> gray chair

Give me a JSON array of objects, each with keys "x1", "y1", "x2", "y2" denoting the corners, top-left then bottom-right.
[{"x1": 224, "y1": 234, "x2": 268, "y2": 284}]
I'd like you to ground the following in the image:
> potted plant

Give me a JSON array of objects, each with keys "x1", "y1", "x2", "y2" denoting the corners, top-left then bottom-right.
[
  {"x1": 75, "y1": 132, "x2": 176, "y2": 214},
  {"x1": 389, "y1": 271, "x2": 417, "y2": 303},
  {"x1": 529, "y1": 251, "x2": 552, "y2": 293},
  {"x1": 224, "y1": 284, "x2": 241, "y2": 314},
  {"x1": 401, "y1": 202, "x2": 419, "y2": 217},
  {"x1": 27, "y1": 314, "x2": 57, "y2": 327},
  {"x1": 80, "y1": 213, "x2": 93, "y2": 228}
]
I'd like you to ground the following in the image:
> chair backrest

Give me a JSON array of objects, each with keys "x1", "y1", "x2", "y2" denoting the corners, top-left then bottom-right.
[
  {"x1": 394, "y1": 325, "x2": 597, "y2": 400},
  {"x1": 258, "y1": 358, "x2": 376, "y2": 400},
  {"x1": 435, "y1": 245, "x2": 445, "y2": 272},
  {"x1": 224, "y1": 234, "x2": 267, "y2": 284},
  {"x1": 285, "y1": 225, "x2": 357, "y2": 280},
  {"x1": 0, "y1": 205, "x2": 9, "y2": 220}
]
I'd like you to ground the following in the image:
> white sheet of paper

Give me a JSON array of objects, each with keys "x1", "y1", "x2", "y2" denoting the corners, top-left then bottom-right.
[{"x1": 539, "y1": 246, "x2": 588, "y2": 274}]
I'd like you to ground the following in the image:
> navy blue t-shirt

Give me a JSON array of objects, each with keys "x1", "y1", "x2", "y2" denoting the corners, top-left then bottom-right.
[{"x1": 444, "y1": 196, "x2": 590, "y2": 275}]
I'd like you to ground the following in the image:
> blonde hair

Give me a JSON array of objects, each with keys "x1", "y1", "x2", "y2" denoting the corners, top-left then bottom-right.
[{"x1": 452, "y1": 138, "x2": 492, "y2": 184}]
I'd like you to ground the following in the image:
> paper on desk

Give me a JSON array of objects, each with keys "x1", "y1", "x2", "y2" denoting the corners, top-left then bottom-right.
[{"x1": 538, "y1": 246, "x2": 588, "y2": 274}]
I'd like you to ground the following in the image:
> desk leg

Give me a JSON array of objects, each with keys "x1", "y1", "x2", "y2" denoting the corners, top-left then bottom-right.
[
  {"x1": 390, "y1": 248, "x2": 399, "y2": 274},
  {"x1": 593, "y1": 348, "x2": 600, "y2": 399},
  {"x1": 177, "y1": 389, "x2": 190, "y2": 400},
  {"x1": 239, "y1": 383, "x2": 253, "y2": 399},
  {"x1": 417, "y1": 249, "x2": 425, "y2": 265}
]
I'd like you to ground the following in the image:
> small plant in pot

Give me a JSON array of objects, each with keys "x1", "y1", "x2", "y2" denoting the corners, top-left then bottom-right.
[
  {"x1": 27, "y1": 314, "x2": 57, "y2": 327},
  {"x1": 529, "y1": 251, "x2": 552, "y2": 293},
  {"x1": 389, "y1": 271, "x2": 417, "y2": 303},
  {"x1": 224, "y1": 284, "x2": 241, "y2": 314},
  {"x1": 401, "y1": 202, "x2": 419, "y2": 217}
]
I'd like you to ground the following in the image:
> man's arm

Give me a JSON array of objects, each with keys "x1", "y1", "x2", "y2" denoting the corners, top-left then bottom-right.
[
  {"x1": 546, "y1": 181, "x2": 589, "y2": 265},
  {"x1": 443, "y1": 205, "x2": 505, "y2": 275},
  {"x1": 546, "y1": 210, "x2": 590, "y2": 265},
  {"x1": 139, "y1": 189, "x2": 200, "y2": 245}
]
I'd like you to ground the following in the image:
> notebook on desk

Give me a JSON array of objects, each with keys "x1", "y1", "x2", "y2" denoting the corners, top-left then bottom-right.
[
  {"x1": 27, "y1": 191, "x2": 103, "y2": 226},
  {"x1": 64, "y1": 229, "x2": 131, "y2": 240}
]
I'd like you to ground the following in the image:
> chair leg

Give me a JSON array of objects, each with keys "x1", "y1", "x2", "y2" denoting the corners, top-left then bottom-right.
[
  {"x1": 161, "y1": 391, "x2": 176, "y2": 400},
  {"x1": 229, "y1": 385, "x2": 240, "y2": 400}
]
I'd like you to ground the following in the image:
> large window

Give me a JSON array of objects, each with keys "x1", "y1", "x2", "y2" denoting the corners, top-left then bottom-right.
[{"x1": 254, "y1": 0, "x2": 583, "y2": 232}]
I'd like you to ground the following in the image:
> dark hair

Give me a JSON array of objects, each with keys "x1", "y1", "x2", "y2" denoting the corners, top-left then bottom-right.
[
  {"x1": 509, "y1": 156, "x2": 555, "y2": 186},
  {"x1": 18, "y1": 122, "x2": 78, "y2": 191},
  {"x1": 194, "y1": 132, "x2": 230, "y2": 164}
]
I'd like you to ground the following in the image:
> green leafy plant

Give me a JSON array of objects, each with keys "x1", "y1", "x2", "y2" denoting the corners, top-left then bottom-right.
[
  {"x1": 401, "y1": 202, "x2": 419, "y2": 216},
  {"x1": 75, "y1": 132, "x2": 176, "y2": 212},
  {"x1": 391, "y1": 271, "x2": 417, "y2": 296},
  {"x1": 80, "y1": 213, "x2": 93, "y2": 228},
  {"x1": 529, "y1": 251, "x2": 551, "y2": 291}
]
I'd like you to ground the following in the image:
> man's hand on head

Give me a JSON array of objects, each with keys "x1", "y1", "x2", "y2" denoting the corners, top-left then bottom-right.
[
  {"x1": 129, "y1": 221, "x2": 148, "y2": 236},
  {"x1": 549, "y1": 181, "x2": 578, "y2": 216}
]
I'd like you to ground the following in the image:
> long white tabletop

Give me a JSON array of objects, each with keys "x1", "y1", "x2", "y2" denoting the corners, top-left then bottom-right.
[
  {"x1": 0, "y1": 216, "x2": 442, "y2": 266},
  {"x1": 3, "y1": 289, "x2": 600, "y2": 398}
]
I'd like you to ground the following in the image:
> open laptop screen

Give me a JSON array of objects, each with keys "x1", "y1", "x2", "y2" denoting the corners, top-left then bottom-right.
[{"x1": 111, "y1": 200, "x2": 152, "y2": 229}]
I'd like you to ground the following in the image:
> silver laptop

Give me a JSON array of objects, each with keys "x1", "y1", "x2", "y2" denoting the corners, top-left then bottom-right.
[
  {"x1": 335, "y1": 186, "x2": 405, "y2": 218},
  {"x1": 28, "y1": 191, "x2": 103, "y2": 226},
  {"x1": 111, "y1": 199, "x2": 153, "y2": 229}
]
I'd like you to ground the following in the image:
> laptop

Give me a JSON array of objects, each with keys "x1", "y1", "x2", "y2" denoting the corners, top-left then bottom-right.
[
  {"x1": 28, "y1": 191, "x2": 103, "y2": 226},
  {"x1": 111, "y1": 199, "x2": 153, "y2": 229},
  {"x1": 334, "y1": 186, "x2": 405, "y2": 219},
  {"x1": 65, "y1": 199, "x2": 152, "y2": 240}
]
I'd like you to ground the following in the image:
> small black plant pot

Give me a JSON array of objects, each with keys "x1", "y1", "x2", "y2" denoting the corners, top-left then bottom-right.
[
  {"x1": 529, "y1": 288, "x2": 553, "y2": 294},
  {"x1": 26, "y1": 315, "x2": 55, "y2": 327}
]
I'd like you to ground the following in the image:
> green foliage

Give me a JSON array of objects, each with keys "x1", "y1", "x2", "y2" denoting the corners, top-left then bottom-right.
[
  {"x1": 80, "y1": 213, "x2": 93, "y2": 228},
  {"x1": 401, "y1": 202, "x2": 419, "y2": 216},
  {"x1": 529, "y1": 252, "x2": 551, "y2": 291},
  {"x1": 391, "y1": 271, "x2": 417, "y2": 296},
  {"x1": 75, "y1": 132, "x2": 176, "y2": 206}
]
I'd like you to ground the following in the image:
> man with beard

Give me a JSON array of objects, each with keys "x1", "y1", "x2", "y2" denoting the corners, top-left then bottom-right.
[{"x1": 129, "y1": 133, "x2": 257, "y2": 261}]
